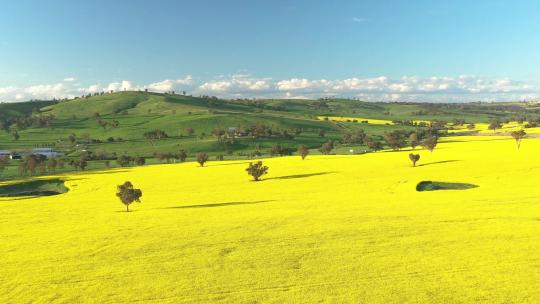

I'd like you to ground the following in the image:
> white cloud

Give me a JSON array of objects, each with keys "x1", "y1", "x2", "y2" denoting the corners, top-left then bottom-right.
[
  {"x1": 199, "y1": 75, "x2": 271, "y2": 94},
  {"x1": 0, "y1": 75, "x2": 538, "y2": 103},
  {"x1": 63, "y1": 77, "x2": 76, "y2": 82},
  {"x1": 24, "y1": 83, "x2": 67, "y2": 99},
  {"x1": 353, "y1": 17, "x2": 369, "y2": 23},
  {"x1": 146, "y1": 76, "x2": 193, "y2": 92}
]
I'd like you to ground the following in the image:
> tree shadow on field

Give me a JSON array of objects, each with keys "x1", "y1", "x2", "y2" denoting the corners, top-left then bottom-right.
[
  {"x1": 162, "y1": 200, "x2": 275, "y2": 209},
  {"x1": 265, "y1": 171, "x2": 337, "y2": 180},
  {"x1": 418, "y1": 160, "x2": 461, "y2": 167}
]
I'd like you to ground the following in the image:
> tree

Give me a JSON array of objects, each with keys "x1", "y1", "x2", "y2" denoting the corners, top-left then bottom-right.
[
  {"x1": 319, "y1": 141, "x2": 334, "y2": 155},
  {"x1": 246, "y1": 161, "x2": 268, "y2": 181},
  {"x1": 467, "y1": 123, "x2": 476, "y2": 130},
  {"x1": 135, "y1": 157, "x2": 146, "y2": 166},
  {"x1": 117, "y1": 155, "x2": 133, "y2": 167},
  {"x1": 510, "y1": 130, "x2": 526, "y2": 149},
  {"x1": 422, "y1": 136, "x2": 438, "y2": 152},
  {"x1": 488, "y1": 119, "x2": 502, "y2": 133},
  {"x1": 318, "y1": 129, "x2": 326, "y2": 137},
  {"x1": 365, "y1": 136, "x2": 383, "y2": 151},
  {"x1": 384, "y1": 130, "x2": 408, "y2": 150},
  {"x1": 0, "y1": 156, "x2": 9, "y2": 175},
  {"x1": 298, "y1": 144, "x2": 309, "y2": 160},
  {"x1": 409, "y1": 133, "x2": 419, "y2": 150},
  {"x1": 342, "y1": 130, "x2": 366, "y2": 145},
  {"x1": 176, "y1": 149, "x2": 188, "y2": 162},
  {"x1": 271, "y1": 144, "x2": 283, "y2": 156},
  {"x1": 196, "y1": 153, "x2": 208, "y2": 167},
  {"x1": 116, "y1": 181, "x2": 142, "y2": 212},
  {"x1": 185, "y1": 127, "x2": 195, "y2": 136},
  {"x1": 67, "y1": 133, "x2": 77, "y2": 145},
  {"x1": 409, "y1": 153, "x2": 420, "y2": 167},
  {"x1": 20, "y1": 154, "x2": 46, "y2": 176},
  {"x1": 47, "y1": 158, "x2": 57, "y2": 173},
  {"x1": 212, "y1": 127, "x2": 226, "y2": 141},
  {"x1": 144, "y1": 129, "x2": 168, "y2": 146}
]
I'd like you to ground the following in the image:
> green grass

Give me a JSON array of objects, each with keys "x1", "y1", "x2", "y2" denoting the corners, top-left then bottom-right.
[{"x1": 0, "y1": 91, "x2": 536, "y2": 180}]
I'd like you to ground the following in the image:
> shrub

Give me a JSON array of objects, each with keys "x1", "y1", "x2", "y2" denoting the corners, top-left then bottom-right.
[
  {"x1": 116, "y1": 181, "x2": 142, "y2": 212},
  {"x1": 246, "y1": 161, "x2": 269, "y2": 181}
]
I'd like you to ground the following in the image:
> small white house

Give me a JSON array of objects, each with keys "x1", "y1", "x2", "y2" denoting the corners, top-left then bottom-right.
[
  {"x1": 0, "y1": 151, "x2": 11, "y2": 158},
  {"x1": 32, "y1": 148, "x2": 63, "y2": 158}
]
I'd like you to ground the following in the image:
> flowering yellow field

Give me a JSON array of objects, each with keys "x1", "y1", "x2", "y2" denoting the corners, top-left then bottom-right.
[
  {"x1": 317, "y1": 116, "x2": 431, "y2": 125},
  {"x1": 1, "y1": 136, "x2": 540, "y2": 303},
  {"x1": 319, "y1": 115, "x2": 540, "y2": 135}
]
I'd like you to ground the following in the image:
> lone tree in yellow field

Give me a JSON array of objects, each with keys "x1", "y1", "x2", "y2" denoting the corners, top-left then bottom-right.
[
  {"x1": 116, "y1": 181, "x2": 143, "y2": 212},
  {"x1": 197, "y1": 153, "x2": 209, "y2": 167},
  {"x1": 409, "y1": 153, "x2": 420, "y2": 167},
  {"x1": 298, "y1": 144, "x2": 309, "y2": 160},
  {"x1": 510, "y1": 129, "x2": 526, "y2": 149},
  {"x1": 246, "y1": 161, "x2": 269, "y2": 181}
]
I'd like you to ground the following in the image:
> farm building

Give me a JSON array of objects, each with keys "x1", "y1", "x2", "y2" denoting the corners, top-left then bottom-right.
[{"x1": 31, "y1": 148, "x2": 63, "y2": 158}]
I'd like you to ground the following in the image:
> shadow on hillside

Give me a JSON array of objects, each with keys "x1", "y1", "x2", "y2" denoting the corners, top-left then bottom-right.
[
  {"x1": 162, "y1": 200, "x2": 275, "y2": 209},
  {"x1": 418, "y1": 160, "x2": 461, "y2": 167},
  {"x1": 265, "y1": 171, "x2": 337, "y2": 180}
]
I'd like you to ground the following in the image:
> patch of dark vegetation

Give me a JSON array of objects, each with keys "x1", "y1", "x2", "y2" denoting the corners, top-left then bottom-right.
[
  {"x1": 416, "y1": 181, "x2": 478, "y2": 192},
  {"x1": 0, "y1": 178, "x2": 68, "y2": 197}
]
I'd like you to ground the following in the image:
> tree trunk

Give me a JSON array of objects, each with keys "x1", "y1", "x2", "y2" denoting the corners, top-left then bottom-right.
[{"x1": 126, "y1": 204, "x2": 129, "y2": 212}]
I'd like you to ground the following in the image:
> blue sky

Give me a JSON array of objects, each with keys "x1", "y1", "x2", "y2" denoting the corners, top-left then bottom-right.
[{"x1": 1, "y1": 0, "x2": 540, "y2": 102}]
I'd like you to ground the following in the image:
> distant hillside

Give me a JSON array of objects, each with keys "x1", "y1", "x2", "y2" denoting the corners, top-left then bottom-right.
[{"x1": 0, "y1": 91, "x2": 538, "y2": 179}]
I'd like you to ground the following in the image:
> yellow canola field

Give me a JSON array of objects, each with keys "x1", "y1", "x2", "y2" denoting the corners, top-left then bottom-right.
[
  {"x1": 1, "y1": 136, "x2": 540, "y2": 303},
  {"x1": 448, "y1": 121, "x2": 540, "y2": 135},
  {"x1": 318, "y1": 116, "x2": 433, "y2": 125}
]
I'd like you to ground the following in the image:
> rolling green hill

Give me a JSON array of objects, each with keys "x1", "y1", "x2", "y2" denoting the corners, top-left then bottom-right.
[{"x1": 0, "y1": 91, "x2": 537, "y2": 179}]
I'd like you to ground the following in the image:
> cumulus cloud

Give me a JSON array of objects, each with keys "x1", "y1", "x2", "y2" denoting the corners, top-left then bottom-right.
[
  {"x1": 199, "y1": 75, "x2": 272, "y2": 95},
  {"x1": 0, "y1": 75, "x2": 538, "y2": 103},
  {"x1": 146, "y1": 76, "x2": 193, "y2": 92}
]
